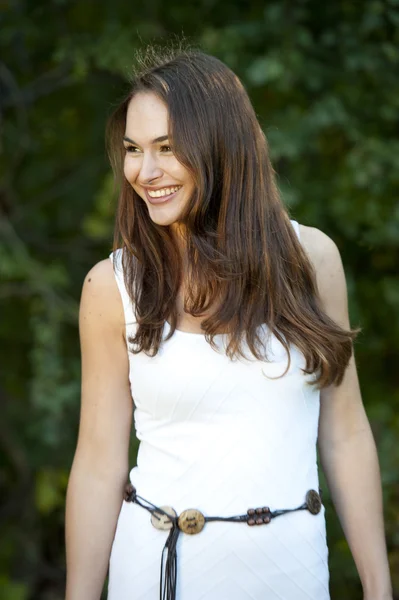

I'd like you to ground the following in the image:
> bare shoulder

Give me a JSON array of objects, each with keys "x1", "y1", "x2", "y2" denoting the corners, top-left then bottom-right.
[
  {"x1": 298, "y1": 224, "x2": 349, "y2": 329},
  {"x1": 80, "y1": 257, "x2": 125, "y2": 335},
  {"x1": 298, "y1": 224, "x2": 340, "y2": 269}
]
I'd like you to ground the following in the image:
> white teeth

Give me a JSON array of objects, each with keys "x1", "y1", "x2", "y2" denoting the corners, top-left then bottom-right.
[{"x1": 147, "y1": 186, "x2": 181, "y2": 198}]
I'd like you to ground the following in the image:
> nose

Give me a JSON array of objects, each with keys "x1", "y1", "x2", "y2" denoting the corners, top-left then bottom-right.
[{"x1": 137, "y1": 151, "x2": 163, "y2": 185}]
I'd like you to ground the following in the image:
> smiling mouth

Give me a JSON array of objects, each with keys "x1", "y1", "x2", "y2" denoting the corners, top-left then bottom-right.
[
  {"x1": 146, "y1": 185, "x2": 182, "y2": 198},
  {"x1": 144, "y1": 185, "x2": 182, "y2": 205}
]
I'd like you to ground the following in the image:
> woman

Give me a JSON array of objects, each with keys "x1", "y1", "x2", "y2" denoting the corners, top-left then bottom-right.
[{"x1": 65, "y1": 49, "x2": 392, "y2": 600}]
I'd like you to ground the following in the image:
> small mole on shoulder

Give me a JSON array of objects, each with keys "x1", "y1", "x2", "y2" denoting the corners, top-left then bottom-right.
[{"x1": 88, "y1": 278, "x2": 91, "y2": 282}]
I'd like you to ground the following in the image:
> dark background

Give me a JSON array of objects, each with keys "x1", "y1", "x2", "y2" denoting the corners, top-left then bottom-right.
[{"x1": 1, "y1": 0, "x2": 398, "y2": 598}]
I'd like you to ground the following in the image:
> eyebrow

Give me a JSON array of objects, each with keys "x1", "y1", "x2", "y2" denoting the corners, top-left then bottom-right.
[{"x1": 123, "y1": 135, "x2": 169, "y2": 145}]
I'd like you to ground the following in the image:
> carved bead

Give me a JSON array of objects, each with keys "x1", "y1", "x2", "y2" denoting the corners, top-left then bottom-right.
[
  {"x1": 263, "y1": 514, "x2": 271, "y2": 524},
  {"x1": 247, "y1": 508, "x2": 256, "y2": 516},
  {"x1": 124, "y1": 483, "x2": 136, "y2": 502}
]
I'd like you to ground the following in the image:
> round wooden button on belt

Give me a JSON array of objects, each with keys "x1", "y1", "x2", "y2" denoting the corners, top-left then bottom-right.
[
  {"x1": 178, "y1": 509, "x2": 205, "y2": 534},
  {"x1": 151, "y1": 506, "x2": 177, "y2": 531}
]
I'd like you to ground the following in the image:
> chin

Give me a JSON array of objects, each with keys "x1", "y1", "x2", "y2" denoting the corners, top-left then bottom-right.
[
  {"x1": 146, "y1": 208, "x2": 182, "y2": 228},
  {"x1": 143, "y1": 198, "x2": 188, "y2": 227},
  {"x1": 151, "y1": 217, "x2": 178, "y2": 227}
]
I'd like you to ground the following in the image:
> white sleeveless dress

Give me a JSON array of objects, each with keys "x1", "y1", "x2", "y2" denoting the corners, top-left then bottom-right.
[{"x1": 107, "y1": 220, "x2": 330, "y2": 600}]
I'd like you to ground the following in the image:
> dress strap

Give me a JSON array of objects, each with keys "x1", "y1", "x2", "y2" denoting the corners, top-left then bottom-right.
[{"x1": 290, "y1": 219, "x2": 301, "y2": 241}]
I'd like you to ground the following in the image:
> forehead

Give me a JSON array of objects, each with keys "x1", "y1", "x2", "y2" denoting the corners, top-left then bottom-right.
[{"x1": 125, "y1": 92, "x2": 169, "y2": 139}]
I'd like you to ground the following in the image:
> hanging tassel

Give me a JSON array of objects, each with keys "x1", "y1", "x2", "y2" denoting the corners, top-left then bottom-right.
[{"x1": 160, "y1": 522, "x2": 180, "y2": 600}]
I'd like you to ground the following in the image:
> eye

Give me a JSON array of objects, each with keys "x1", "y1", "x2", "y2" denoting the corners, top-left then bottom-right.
[
  {"x1": 124, "y1": 145, "x2": 141, "y2": 153},
  {"x1": 159, "y1": 145, "x2": 172, "y2": 153}
]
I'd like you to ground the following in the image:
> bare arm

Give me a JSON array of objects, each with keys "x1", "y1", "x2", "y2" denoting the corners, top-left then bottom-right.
[
  {"x1": 300, "y1": 225, "x2": 393, "y2": 600},
  {"x1": 65, "y1": 258, "x2": 133, "y2": 600}
]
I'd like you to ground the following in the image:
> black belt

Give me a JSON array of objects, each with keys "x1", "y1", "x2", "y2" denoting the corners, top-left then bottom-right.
[{"x1": 124, "y1": 483, "x2": 323, "y2": 600}]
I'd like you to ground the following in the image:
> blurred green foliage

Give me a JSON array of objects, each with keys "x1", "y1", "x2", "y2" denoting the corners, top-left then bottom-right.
[{"x1": 1, "y1": 0, "x2": 398, "y2": 598}]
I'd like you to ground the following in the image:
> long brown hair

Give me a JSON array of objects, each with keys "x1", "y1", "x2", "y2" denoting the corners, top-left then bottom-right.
[{"x1": 107, "y1": 47, "x2": 359, "y2": 389}]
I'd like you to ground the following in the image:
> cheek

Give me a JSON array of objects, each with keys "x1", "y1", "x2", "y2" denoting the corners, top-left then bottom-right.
[
  {"x1": 169, "y1": 158, "x2": 192, "y2": 184},
  {"x1": 177, "y1": 167, "x2": 195, "y2": 189},
  {"x1": 124, "y1": 158, "x2": 139, "y2": 184}
]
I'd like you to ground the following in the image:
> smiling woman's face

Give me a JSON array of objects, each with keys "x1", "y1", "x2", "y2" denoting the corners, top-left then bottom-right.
[{"x1": 123, "y1": 92, "x2": 196, "y2": 229}]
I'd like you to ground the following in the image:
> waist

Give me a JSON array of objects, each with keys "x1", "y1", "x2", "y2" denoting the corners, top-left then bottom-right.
[{"x1": 123, "y1": 483, "x2": 324, "y2": 600}]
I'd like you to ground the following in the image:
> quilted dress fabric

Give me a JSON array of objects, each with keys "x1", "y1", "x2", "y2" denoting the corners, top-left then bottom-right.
[{"x1": 107, "y1": 220, "x2": 330, "y2": 600}]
